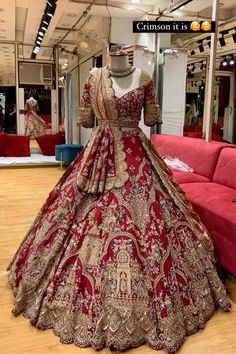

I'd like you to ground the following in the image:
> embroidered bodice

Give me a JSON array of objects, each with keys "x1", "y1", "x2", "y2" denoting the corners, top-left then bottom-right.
[
  {"x1": 78, "y1": 67, "x2": 161, "y2": 128},
  {"x1": 77, "y1": 67, "x2": 161, "y2": 194}
]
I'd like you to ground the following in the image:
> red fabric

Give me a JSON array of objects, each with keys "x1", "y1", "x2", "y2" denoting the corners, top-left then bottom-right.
[
  {"x1": 172, "y1": 170, "x2": 210, "y2": 184},
  {"x1": 213, "y1": 148, "x2": 236, "y2": 190},
  {"x1": 40, "y1": 115, "x2": 51, "y2": 124},
  {"x1": 151, "y1": 134, "x2": 224, "y2": 180},
  {"x1": 183, "y1": 125, "x2": 202, "y2": 132},
  {"x1": 8, "y1": 131, "x2": 229, "y2": 342},
  {"x1": 218, "y1": 76, "x2": 230, "y2": 108},
  {"x1": 36, "y1": 133, "x2": 64, "y2": 156},
  {"x1": 183, "y1": 131, "x2": 203, "y2": 139},
  {"x1": 4, "y1": 134, "x2": 30, "y2": 157},
  {"x1": 211, "y1": 230, "x2": 236, "y2": 276},
  {"x1": 181, "y1": 182, "x2": 236, "y2": 275},
  {"x1": 0, "y1": 132, "x2": 6, "y2": 156}
]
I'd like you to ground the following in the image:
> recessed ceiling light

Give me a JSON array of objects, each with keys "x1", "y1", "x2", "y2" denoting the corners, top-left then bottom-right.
[
  {"x1": 67, "y1": 13, "x2": 76, "y2": 17},
  {"x1": 80, "y1": 41, "x2": 88, "y2": 49}
]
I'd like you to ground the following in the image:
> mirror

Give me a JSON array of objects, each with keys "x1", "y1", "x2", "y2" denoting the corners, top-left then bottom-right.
[
  {"x1": 0, "y1": 43, "x2": 16, "y2": 134},
  {"x1": 212, "y1": 72, "x2": 235, "y2": 143},
  {"x1": 185, "y1": 61, "x2": 206, "y2": 139},
  {"x1": 23, "y1": 88, "x2": 52, "y2": 139}
]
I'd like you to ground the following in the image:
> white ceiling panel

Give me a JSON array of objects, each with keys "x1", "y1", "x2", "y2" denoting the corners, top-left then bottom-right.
[
  {"x1": 0, "y1": 0, "x2": 15, "y2": 41},
  {"x1": 0, "y1": 0, "x2": 235, "y2": 78}
]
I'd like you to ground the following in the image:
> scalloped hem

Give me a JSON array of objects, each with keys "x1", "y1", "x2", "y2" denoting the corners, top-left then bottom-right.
[{"x1": 11, "y1": 303, "x2": 230, "y2": 354}]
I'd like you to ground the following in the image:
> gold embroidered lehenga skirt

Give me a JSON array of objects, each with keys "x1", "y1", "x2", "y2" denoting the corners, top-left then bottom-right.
[{"x1": 7, "y1": 67, "x2": 230, "y2": 353}]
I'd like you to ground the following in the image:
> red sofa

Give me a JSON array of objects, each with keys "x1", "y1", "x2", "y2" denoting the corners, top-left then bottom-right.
[{"x1": 151, "y1": 134, "x2": 236, "y2": 276}]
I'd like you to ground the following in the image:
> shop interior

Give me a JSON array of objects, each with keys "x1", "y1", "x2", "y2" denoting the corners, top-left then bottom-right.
[
  {"x1": 0, "y1": 0, "x2": 235, "y2": 152},
  {"x1": 0, "y1": 1, "x2": 236, "y2": 353}
]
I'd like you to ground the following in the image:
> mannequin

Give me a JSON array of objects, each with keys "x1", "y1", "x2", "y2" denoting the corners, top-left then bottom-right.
[{"x1": 108, "y1": 51, "x2": 141, "y2": 98}]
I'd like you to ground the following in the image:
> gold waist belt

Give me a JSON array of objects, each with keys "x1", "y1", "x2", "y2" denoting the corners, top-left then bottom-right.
[{"x1": 98, "y1": 120, "x2": 139, "y2": 128}]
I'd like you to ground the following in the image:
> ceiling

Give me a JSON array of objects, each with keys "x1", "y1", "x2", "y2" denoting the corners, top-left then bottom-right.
[{"x1": 0, "y1": 0, "x2": 235, "y2": 81}]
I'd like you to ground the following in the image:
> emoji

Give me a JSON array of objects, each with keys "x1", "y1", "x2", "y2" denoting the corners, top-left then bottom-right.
[
  {"x1": 201, "y1": 21, "x2": 211, "y2": 31},
  {"x1": 190, "y1": 21, "x2": 200, "y2": 31}
]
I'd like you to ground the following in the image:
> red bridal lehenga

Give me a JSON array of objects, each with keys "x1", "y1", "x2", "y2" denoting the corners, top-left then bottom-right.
[
  {"x1": 8, "y1": 67, "x2": 230, "y2": 353},
  {"x1": 25, "y1": 110, "x2": 47, "y2": 139}
]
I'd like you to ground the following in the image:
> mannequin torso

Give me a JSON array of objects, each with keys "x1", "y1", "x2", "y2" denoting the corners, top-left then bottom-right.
[{"x1": 108, "y1": 53, "x2": 141, "y2": 98}]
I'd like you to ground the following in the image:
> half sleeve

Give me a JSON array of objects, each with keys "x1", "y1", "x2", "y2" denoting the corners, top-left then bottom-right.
[
  {"x1": 144, "y1": 79, "x2": 162, "y2": 126},
  {"x1": 78, "y1": 80, "x2": 95, "y2": 128}
]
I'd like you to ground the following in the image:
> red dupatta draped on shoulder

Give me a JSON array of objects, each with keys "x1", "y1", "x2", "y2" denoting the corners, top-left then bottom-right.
[{"x1": 76, "y1": 68, "x2": 128, "y2": 194}]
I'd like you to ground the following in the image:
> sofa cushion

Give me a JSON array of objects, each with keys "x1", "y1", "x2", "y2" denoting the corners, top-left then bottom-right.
[
  {"x1": 0, "y1": 132, "x2": 6, "y2": 156},
  {"x1": 211, "y1": 229, "x2": 236, "y2": 276},
  {"x1": 151, "y1": 134, "x2": 225, "y2": 180},
  {"x1": 213, "y1": 147, "x2": 236, "y2": 190},
  {"x1": 181, "y1": 182, "x2": 236, "y2": 273},
  {"x1": 4, "y1": 135, "x2": 30, "y2": 157},
  {"x1": 172, "y1": 170, "x2": 210, "y2": 184},
  {"x1": 36, "y1": 133, "x2": 64, "y2": 156}
]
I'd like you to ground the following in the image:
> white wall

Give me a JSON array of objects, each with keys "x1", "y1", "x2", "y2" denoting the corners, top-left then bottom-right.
[
  {"x1": 0, "y1": 73, "x2": 15, "y2": 86},
  {"x1": 160, "y1": 50, "x2": 187, "y2": 136},
  {"x1": 110, "y1": 17, "x2": 135, "y2": 45},
  {"x1": 79, "y1": 57, "x2": 94, "y2": 146}
]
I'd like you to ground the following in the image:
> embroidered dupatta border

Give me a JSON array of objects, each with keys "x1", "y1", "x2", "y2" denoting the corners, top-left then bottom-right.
[{"x1": 139, "y1": 131, "x2": 215, "y2": 259}]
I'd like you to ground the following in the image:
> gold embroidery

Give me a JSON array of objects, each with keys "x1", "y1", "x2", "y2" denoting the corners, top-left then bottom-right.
[
  {"x1": 77, "y1": 127, "x2": 128, "y2": 194},
  {"x1": 140, "y1": 130, "x2": 215, "y2": 254}
]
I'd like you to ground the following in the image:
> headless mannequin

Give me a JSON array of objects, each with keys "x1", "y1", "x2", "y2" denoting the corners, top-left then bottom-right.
[{"x1": 108, "y1": 52, "x2": 141, "y2": 98}]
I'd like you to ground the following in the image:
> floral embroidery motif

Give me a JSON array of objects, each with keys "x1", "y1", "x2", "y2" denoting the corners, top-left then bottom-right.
[{"x1": 7, "y1": 67, "x2": 230, "y2": 354}]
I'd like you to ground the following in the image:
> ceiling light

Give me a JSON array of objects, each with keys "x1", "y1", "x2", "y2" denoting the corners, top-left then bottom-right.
[
  {"x1": 47, "y1": 4, "x2": 56, "y2": 17},
  {"x1": 233, "y1": 31, "x2": 236, "y2": 43},
  {"x1": 67, "y1": 13, "x2": 76, "y2": 17},
  {"x1": 47, "y1": 0, "x2": 54, "y2": 6},
  {"x1": 222, "y1": 59, "x2": 227, "y2": 66},
  {"x1": 41, "y1": 26, "x2": 48, "y2": 31},
  {"x1": 80, "y1": 41, "x2": 88, "y2": 49},
  {"x1": 207, "y1": 36, "x2": 211, "y2": 48},
  {"x1": 39, "y1": 31, "x2": 44, "y2": 36},
  {"x1": 229, "y1": 58, "x2": 235, "y2": 65},
  {"x1": 198, "y1": 40, "x2": 204, "y2": 53},
  {"x1": 43, "y1": 19, "x2": 49, "y2": 25},
  {"x1": 170, "y1": 0, "x2": 192, "y2": 13},
  {"x1": 36, "y1": 40, "x2": 41, "y2": 45},
  {"x1": 219, "y1": 35, "x2": 226, "y2": 46},
  {"x1": 131, "y1": 0, "x2": 140, "y2": 3},
  {"x1": 38, "y1": 36, "x2": 43, "y2": 41}
]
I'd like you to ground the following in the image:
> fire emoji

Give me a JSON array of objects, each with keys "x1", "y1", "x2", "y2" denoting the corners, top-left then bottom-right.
[
  {"x1": 201, "y1": 21, "x2": 211, "y2": 31},
  {"x1": 190, "y1": 21, "x2": 200, "y2": 31}
]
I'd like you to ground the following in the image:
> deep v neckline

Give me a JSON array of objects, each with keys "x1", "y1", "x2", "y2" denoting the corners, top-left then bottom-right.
[{"x1": 107, "y1": 67, "x2": 142, "y2": 100}]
